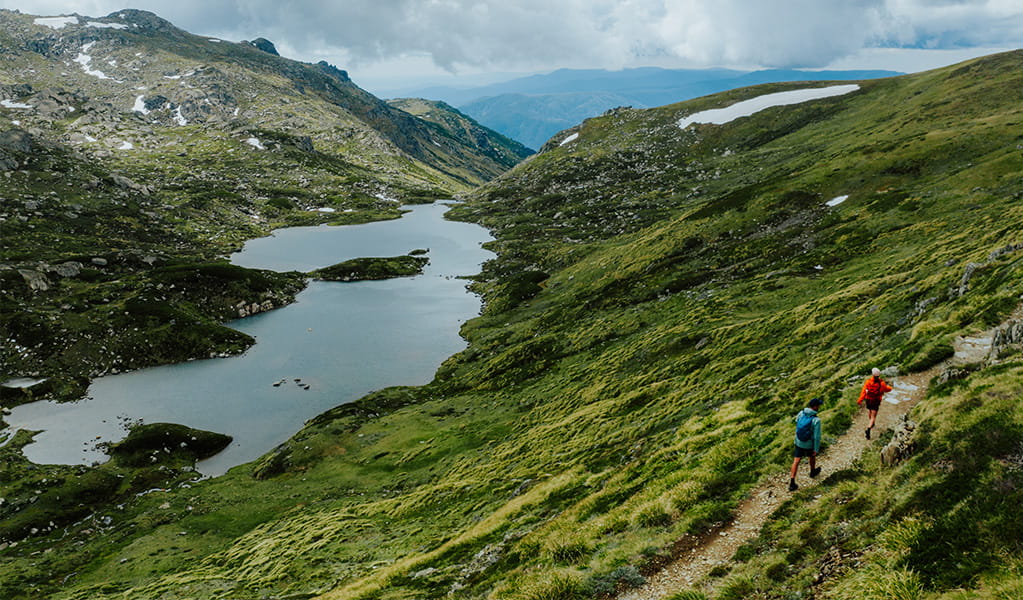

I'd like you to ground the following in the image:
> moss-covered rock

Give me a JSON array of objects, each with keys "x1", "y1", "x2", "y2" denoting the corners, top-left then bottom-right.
[
  {"x1": 108, "y1": 423, "x2": 232, "y2": 467},
  {"x1": 309, "y1": 254, "x2": 429, "y2": 281}
]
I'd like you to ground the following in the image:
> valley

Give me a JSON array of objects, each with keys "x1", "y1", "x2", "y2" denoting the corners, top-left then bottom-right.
[{"x1": 1, "y1": 8, "x2": 1022, "y2": 600}]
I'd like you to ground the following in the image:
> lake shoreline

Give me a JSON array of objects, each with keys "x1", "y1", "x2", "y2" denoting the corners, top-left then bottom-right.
[{"x1": 2, "y1": 202, "x2": 494, "y2": 477}]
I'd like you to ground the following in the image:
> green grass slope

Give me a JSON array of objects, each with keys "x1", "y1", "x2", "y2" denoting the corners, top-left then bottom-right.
[{"x1": 1, "y1": 52, "x2": 1022, "y2": 600}]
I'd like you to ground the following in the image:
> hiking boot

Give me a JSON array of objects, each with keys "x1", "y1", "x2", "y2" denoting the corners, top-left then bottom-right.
[
  {"x1": 810, "y1": 467, "x2": 822, "y2": 478},
  {"x1": 865, "y1": 427, "x2": 871, "y2": 440},
  {"x1": 788, "y1": 479, "x2": 798, "y2": 492}
]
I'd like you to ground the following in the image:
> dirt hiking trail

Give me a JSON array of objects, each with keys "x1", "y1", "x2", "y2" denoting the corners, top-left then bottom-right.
[{"x1": 618, "y1": 318, "x2": 1012, "y2": 600}]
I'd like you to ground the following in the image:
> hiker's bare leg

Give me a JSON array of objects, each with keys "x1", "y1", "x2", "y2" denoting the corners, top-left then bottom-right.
[
  {"x1": 790, "y1": 456, "x2": 801, "y2": 479},
  {"x1": 868, "y1": 409, "x2": 878, "y2": 429}
]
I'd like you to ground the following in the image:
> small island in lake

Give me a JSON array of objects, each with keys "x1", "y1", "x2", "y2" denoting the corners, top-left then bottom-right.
[
  {"x1": 107, "y1": 423, "x2": 233, "y2": 467},
  {"x1": 309, "y1": 251, "x2": 429, "y2": 282}
]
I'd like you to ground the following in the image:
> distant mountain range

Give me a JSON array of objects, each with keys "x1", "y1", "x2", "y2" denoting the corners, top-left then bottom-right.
[{"x1": 387, "y1": 67, "x2": 902, "y2": 149}]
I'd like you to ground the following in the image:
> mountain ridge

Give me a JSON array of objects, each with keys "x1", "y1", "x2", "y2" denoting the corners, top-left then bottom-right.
[{"x1": 386, "y1": 66, "x2": 903, "y2": 149}]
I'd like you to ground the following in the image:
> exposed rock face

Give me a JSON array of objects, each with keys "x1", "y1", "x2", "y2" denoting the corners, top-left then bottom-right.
[
  {"x1": 315, "y1": 60, "x2": 350, "y2": 82},
  {"x1": 17, "y1": 269, "x2": 50, "y2": 292},
  {"x1": 0, "y1": 129, "x2": 34, "y2": 154},
  {"x1": 958, "y1": 262, "x2": 982, "y2": 296},
  {"x1": 104, "y1": 9, "x2": 179, "y2": 33},
  {"x1": 246, "y1": 37, "x2": 279, "y2": 56},
  {"x1": 881, "y1": 417, "x2": 917, "y2": 466},
  {"x1": 236, "y1": 299, "x2": 275, "y2": 318},
  {"x1": 958, "y1": 243, "x2": 1021, "y2": 296},
  {"x1": 992, "y1": 320, "x2": 1023, "y2": 359}
]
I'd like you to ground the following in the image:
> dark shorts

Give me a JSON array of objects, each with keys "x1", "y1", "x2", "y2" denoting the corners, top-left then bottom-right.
[
  {"x1": 793, "y1": 445, "x2": 816, "y2": 458},
  {"x1": 865, "y1": 400, "x2": 882, "y2": 411}
]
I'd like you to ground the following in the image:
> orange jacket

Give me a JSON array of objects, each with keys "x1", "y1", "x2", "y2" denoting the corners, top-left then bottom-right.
[{"x1": 858, "y1": 376, "x2": 893, "y2": 405}]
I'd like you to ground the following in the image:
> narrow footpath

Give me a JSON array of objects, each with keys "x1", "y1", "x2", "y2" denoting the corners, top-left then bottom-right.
[{"x1": 619, "y1": 326, "x2": 1001, "y2": 600}]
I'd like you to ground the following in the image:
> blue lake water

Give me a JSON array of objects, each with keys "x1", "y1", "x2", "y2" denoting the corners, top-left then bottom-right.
[{"x1": 3, "y1": 203, "x2": 493, "y2": 476}]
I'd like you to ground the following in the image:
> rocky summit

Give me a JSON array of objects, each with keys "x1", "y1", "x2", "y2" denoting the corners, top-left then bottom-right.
[{"x1": 1, "y1": 8, "x2": 1023, "y2": 600}]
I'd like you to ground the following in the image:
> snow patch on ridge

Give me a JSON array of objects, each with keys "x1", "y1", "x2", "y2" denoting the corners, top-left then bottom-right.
[
  {"x1": 34, "y1": 16, "x2": 78, "y2": 29},
  {"x1": 74, "y1": 43, "x2": 117, "y2": 80},
  {"x1": 132, "y1": 95, "x2": 149, "y2": 115},
  {"x1": 173, "y1": 106, "x2": 188, "y2": 126},
  {"x1": 560, "y1": 132, "x2": 579, "y2": 146},
  {"x1": 86, "y1": 20, "x2": 128, "y2": 30},
  {"x1": 826, "y1": 195, "x2": 849, "y2": 207},
  {"x1": 678, "y1": 85, "x2": 859, "y2": 129},
  {"x1": 1, "y1": 99, "x2": 33, "y2": 109},
  {"x1": 245, "y1": 137, "x2": 265, "y2": 150}
]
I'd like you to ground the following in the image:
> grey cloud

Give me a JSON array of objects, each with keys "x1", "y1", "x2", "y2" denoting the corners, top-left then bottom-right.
[{"x1": 5, "y1": 0, "x2": 1022, "y2": 71}]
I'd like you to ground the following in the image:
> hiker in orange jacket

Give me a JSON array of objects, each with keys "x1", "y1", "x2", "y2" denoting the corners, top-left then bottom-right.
[{"x1": 858, "y1": 367, "x2": 892, "y2": 440}]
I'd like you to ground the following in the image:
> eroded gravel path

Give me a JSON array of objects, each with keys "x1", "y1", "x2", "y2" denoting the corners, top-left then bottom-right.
[{"x1": 619, "y1": 325, "x2": 1003, "y2": 600}]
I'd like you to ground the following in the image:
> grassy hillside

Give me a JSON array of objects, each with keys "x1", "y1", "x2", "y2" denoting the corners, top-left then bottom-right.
[
  {"x1": 386, "y1": 98, "x2": 534, "y2": 171},
  {"x1": 2, "y1": 51, "x2": 1022, "y2": 600}
]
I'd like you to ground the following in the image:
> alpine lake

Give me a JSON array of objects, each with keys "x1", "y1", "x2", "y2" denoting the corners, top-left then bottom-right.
[{"x1": 3, "y1": 203, "x2": 494, "y2": 476}]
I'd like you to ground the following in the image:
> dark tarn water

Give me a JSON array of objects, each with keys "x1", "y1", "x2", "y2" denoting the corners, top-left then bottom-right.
[{"x1": 3, "y1": 203, "x2": 493, "y2": 476}]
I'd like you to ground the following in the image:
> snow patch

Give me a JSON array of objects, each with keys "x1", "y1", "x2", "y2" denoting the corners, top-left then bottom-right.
[
  {"x1": 87, "y1": 20, "x2": 128, "y2": 30},
  {"x1": 245, "y1": 137, "x2": 265, "y2": 150},
  {"x1": 678, "y1": 85, "x2": 859, "y2": 129},
  {"x1": 207, "y1": 38, "x2": 222, "y2": 43},
  {"x1": 173, "y1": 106, "x2": 188, "y2": 126},
  {"x1": 34, "y1": 16, "x2": 78, "y2": 29},
  {"x1": 1, "y1": 99, "x2": 32, "y2": 109},
  {"x1": 559, "y1": 132, "x2": 579, "y2": 146},
  {"x1": 826, "y1": 195, "x2": 849, "y2": 207},
  {"x1": 310, "y1": 207, "x2": 336, "y2": 213},
  {"x1": 74, "y1": 45, "x2": 116, "y2": 80},
  {"x1": 85, "y1": 135, "x2": 97, "y2": 142},
  {"x1": 11, "y1": 120, "x2": 20, "y2": 126},
  {"x1": 132, "y1": 95, "x2": 149, "y2": 115},
  {"x1": 118, "y1": 141, "x2": 134, "y2": 150}
]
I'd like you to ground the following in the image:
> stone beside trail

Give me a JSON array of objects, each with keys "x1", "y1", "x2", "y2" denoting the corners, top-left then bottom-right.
[{"x1": 619, "y1": 312, "x2": 1018, "y2": 600}]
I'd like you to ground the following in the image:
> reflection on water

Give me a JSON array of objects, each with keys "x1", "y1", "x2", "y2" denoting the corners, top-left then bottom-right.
[{"x1": 4, "y1": 203, "x2": 493, "y2": 476}]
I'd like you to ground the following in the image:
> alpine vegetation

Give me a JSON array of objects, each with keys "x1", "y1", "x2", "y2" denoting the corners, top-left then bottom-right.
[{"x1": 1, "y1": 8, "x2": 1022, "y2": 600}]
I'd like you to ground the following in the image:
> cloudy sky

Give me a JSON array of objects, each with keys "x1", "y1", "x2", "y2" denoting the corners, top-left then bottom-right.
[{"x1": 6, "y1": 1, "x2": 1022, "y2": 92}]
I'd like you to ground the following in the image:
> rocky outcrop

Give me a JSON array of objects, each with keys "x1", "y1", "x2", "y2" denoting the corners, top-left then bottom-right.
[
  {"x1": 881, "y1": 417, "x2": 917, "y2": 466},
  {"x1": 245, "y1": 38, "x2": 279, "y2": 56},
  {"x1": 991, "y1": 320, "x2": 1023, "y2": 359},
  {"x1": 17, "y1": 269, "x2": 50, "y2": 292},
  {"x1": 235, "y1": 299, "x2": 275, "y2": 318},
  {"x1": 958, "y1": 243, "x2": 1022, "y2": 296}
]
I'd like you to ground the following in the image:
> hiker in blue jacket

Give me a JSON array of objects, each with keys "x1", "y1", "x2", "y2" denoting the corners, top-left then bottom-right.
[{"x1": 788, "y1": 397, "x2": 823, "y2": 491}]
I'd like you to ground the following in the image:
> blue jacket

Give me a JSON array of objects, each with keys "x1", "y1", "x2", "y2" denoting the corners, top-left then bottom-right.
[{"x1": 794, "y1": 407, "x2": 822, "y2": 453}]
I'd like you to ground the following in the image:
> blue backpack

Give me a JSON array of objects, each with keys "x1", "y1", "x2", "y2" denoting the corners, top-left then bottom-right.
[{"x1": 796, "y1": 411, "x2": 815, "y2": 442}]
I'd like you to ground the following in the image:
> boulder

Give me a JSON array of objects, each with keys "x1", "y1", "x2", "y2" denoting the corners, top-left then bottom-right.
[
  {"x1": 49, "y1": 261, "x2": 82, "y2": 278},
  {"x1": 17, "y1": 269, "x2": 50, "y2": 292},
  {"x1": 881, "y1": 417, "x2": 917, "y2": 466},
  {"x1": 0, "y1": 129, "x2": 33, "y2": 154},
  {"x1": 142, "y1": 95, "x2": 168, "y2": 112},
  {"x1": 246, "y1": 37, "x2": 279, "y2": 56}
]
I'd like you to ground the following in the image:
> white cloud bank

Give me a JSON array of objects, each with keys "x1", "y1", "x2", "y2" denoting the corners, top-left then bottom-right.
[{"x1": 10, "y1": 0, "x2": 1023, "y2": 79}]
